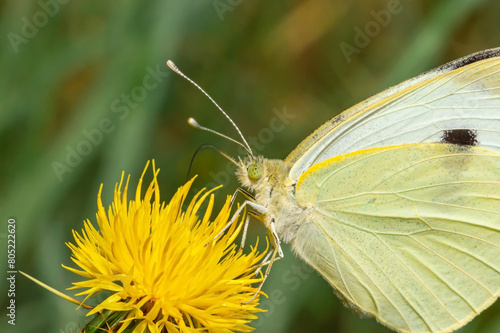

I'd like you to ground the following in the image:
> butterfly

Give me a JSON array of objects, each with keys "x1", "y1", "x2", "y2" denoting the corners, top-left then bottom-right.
[{"x1": 168, "y1": 47, "x2": 500, "y2": 333}]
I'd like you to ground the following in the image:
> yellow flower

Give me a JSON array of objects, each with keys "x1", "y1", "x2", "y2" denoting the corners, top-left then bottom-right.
[{"x1": 64, "y1": 161, "x2": 266, "y2": 333}]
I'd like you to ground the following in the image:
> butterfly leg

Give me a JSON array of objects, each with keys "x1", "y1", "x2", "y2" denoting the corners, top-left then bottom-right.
[
  {"x1": 232, "y1": 200, "x2": 284, "y2": 280},
  {"x1": 232, "y1": 188, "x2": 260, "y2": 250},
  {"x1": 253, "y1": 219, "x2": 284, "y2": 273},
  {"x1": 213, "y1": 187, "x2": 257, "y2": 248},
  {"x1": 243, "y1": 221, "x2": 284, "y2": 304},
  {"x1": 240, "y1": 212, "x2": 251, "y2": 250},
  {"x1": 229, "y1": 199, "x2": 284, "y2": 273},
  {"x1": 224, "y1": 198, "x2": 284, "y2": 272},
  {"x1": 209, "y1": 189, "x2": 284, "y2": 304}
]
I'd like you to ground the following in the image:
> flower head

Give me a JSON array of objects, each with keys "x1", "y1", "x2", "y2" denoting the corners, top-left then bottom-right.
[{"x1": 64, "y1": 161, "x2": 266, "y2": 333}]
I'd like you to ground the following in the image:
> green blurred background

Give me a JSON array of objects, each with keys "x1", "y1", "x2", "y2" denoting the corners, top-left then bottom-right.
[{"x1": 1, "y1": 0, "x2": 500, "y2": 332}]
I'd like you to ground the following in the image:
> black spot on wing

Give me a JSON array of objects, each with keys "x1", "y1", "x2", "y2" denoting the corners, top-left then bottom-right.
[{"x1": 441, "y1": 129, "x2": 478, "y2": 146}]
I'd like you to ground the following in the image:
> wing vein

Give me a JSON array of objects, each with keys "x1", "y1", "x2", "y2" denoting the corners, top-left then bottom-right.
[
  {"x1": 374, "y1": 234, "x2": 460, "y2": 325},
  {"x1": 409, "y1": 234, "x2": 491, "y2": 306},
  {"x1": 314, "y1": 216, "x2": 415, "y2": 331}
]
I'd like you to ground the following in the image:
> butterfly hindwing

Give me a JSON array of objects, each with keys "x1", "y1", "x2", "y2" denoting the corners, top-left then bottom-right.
[{"x1": 292, "y1": 143, "x2": 500, "y2": 333}]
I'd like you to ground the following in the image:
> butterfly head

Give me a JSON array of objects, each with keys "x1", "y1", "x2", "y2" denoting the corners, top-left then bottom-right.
[
  {"x1": 236, "y1": 156, "x2": 267, "y2": 190},
  {"x1": 236, "y1": 155, "x2": 291, "y2": 197}
]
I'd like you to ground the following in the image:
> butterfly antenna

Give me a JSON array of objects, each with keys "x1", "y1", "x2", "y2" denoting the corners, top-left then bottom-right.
[
  {"x1": 167, "y1": 60, "x2": 253, "y2": 156},
  {"x1": 186, "y1": 144, "x2": 239, "y2": 182},
  {"x1": 188, "y1": 118, "x2": 250, "y2": 154}
]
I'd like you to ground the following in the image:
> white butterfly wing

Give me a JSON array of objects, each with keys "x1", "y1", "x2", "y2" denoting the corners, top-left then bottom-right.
[
  {"x1": 288, "y1": 48, "x2": 500, "y2": 182},
  {"x1": 293, "y1": 143, "x2": 500, "y2": 333}
]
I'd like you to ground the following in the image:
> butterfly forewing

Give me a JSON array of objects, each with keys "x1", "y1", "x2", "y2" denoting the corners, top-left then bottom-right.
[
  {"x1": 288, "y1": 49, "x2": 500, "y2": 182},
  {"x1": 293, "y1": 143, "x2": 500, "y2": 333}
]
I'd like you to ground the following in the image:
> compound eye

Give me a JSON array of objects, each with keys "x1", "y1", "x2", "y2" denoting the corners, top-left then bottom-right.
[{"x1": 247, "y1": 163, "x2": 263, "y2": 181}]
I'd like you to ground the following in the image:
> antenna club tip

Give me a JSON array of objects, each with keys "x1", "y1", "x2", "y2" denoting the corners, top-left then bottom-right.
[
  {"x1": 188, "y1": 118, "x2": 200, "y2": 127},
  {"x1": 166, "y1": 60, "x2": 179, "y2": 72}
]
